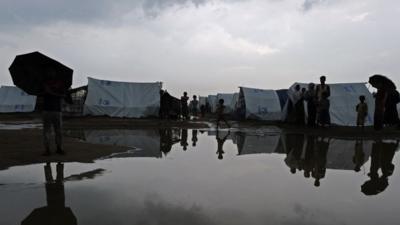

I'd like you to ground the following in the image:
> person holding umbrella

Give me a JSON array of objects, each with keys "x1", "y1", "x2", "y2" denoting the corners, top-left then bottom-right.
[
  {"x1": 42, "y1": 69, "x2": 67, "y2": 155},
  {"x1": 9, "y1": 51, "x2": 73, "y2": 155},
  {"x1": 369, "y1": 74, "x2": 399, "y2": 130}
]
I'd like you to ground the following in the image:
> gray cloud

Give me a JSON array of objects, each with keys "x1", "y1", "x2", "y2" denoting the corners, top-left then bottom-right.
[
  {"x1": 302, "y1": 0, "x2": 325, "y2": 12},
  {"x1": 0, "y1": 0, "x2": 229, "y2": 29}
]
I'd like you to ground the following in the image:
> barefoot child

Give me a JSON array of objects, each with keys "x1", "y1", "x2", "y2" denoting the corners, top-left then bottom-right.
[{"x1": 356, "y1": 95, "x2": 368, "y2": 128}]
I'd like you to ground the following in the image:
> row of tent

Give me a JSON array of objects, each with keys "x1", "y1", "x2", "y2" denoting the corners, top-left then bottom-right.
[{"x1": 0, "y1": 77, "x2": 394, "y2": 126}]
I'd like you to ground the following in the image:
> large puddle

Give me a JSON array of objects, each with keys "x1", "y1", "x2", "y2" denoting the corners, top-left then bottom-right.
[{"x1": 1, "y1": 127, "x2": 400, "y2": 225}]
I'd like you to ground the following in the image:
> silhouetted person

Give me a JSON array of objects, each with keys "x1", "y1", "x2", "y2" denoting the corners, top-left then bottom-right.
[
  {"x1": 316, "y1": 75, "x2": 330, "y2": 102},
  {"x1": 216, "y1": 130, "x2": 230, "y2": 160},
  {"x1": 42, "y1": 70, "x2": 66, "y2": 156},
  {"x1": 372, "y1": 82, "x2": 387, "y2": 130},
  {"x1": 317, "y1": 92, "x2": 331, "y2": 127},
  {"x1": 356, "y1": 95, "x2": 368, "y2": 128},
  {"x1": 180, "y1": 129, "x2": 188, "y2": 151},
  {"x1": 200, "y1": 104, "x2": 206, "y2": 118},
  {"x1": 295, "y1": 87, "x2": 306, "y2": 125},
  {"x1": 353, "y1": 139, "x2": 366, "y2": 172},
  {"x1": 191, "y1": 129, "x2": 198, "y2": 147},
  {"x1": 216, "y1": 99, "x2": 230, "y2": 128},
  {"x1": 21, "y1": 162, "x2": 77, "y2": 225},
  {"x1": 159, "y1": 90, "x2": 170, "y2": 119},
  {"x1": 190, "y1": 95, "x2": 199, "y2": 119},
  {"x1": 305, "y1": 83, "x2": 317, "y2": 127},
  {"x1": 384, "y1": 90, "x2": 400, "y2": 127},
  {"x1": 361, "y1": 140, "x2": 398, "y2": 196},
  {"x1": 181, "y1": 92, "x2": 189, "y2": 120},
  {"x1": 313, "y1": 136, "x2": 330, "y2": 187}
]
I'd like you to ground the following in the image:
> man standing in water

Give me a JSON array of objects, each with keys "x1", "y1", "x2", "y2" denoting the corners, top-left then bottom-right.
[{"x1": 42, "y1": 70, "x2": 65, "y2": 156}]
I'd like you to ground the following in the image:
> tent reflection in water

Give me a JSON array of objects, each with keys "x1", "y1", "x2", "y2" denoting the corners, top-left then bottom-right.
[
  {"x1": 235, "y1": 131, "x2": 281, "y2": 155},
  {"x1": 84, "y1": 129, "x2": 180, "y2": 158},
  {"x1": 83, "y1": 77, "x2": 162, "y2": 118}
]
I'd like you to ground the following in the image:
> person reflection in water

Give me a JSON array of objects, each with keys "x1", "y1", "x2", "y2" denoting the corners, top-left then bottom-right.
[
  {"x1": 312, "y1": 136, "x2": 330, "y2": 187},
  {"x1": 180, "y1": 129, "x2": 189, "y2": 151},
  {"x1": 21, "y1": 162, "x2": 77, "y2": 225},
  {"x1": 353, "y1": 139, "x2": 366, "y2": 172},
  {"x1": 216, "y1": 130, "x2": 230, "y2": 160},
  {"x1": 303, "y1": 135, "x2": 316, "y2": 179},
  {"x1": 160, "y1": 128, "x2": 174, "y2": 155},
  {"x1": 285, "y1": 134, "x2": 305, "y2": 174},
  {"x1": 191, "y1": 129, "x2": 198, "y2": 147},
  {"x1": 361, "y1": 140, "x2": 399, "y2": 196}
]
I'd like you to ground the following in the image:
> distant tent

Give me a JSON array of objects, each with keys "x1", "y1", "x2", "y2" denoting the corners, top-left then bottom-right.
[
  {"x1": 237, "y1": 87, "x2": 282, "y2": 121},
  {"x1": 207, "y1": 95, "x2": 218, "y2": 113},
  {"x1": 282, "y1": 82, "x2": 375, "y2": 126},
  {"x1": 199, "y1": 96, "x2": 207, "y2": 106},
  {"x1": 216, "y1": 93, "x2": 237, "y2": 114},
  {"x1": 0, "y1": 86, "x2": 36, "y2": 113},
  {"x1": 83, "y1": 77, "x2": 162, "y2": 118}
]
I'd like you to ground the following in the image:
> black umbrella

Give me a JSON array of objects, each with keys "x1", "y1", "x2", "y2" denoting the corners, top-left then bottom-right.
[
  {"x1": 8, "y1": 51, "x2": 73, "y2": 95},
  {"x1": 368, "y1": 74, "x2": 396, "y2": 91}
]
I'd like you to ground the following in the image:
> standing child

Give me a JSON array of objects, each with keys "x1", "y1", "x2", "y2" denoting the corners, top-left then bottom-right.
[
  {"x1": 317, "y1": 92, "x2": 330, "y2": 127},
  {"x1": 356, "y1": 95, "x2": 368, "y2": 128},
  {"x1": 190, "y1": 95, "x2": 199, "y2": 119},
  {"x1": 216, "y1": 99, "x2": 230, "y2": 128}
]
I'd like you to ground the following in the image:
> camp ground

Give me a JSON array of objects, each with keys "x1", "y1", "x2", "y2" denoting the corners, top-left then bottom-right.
[
  {"x1": 0, "y1": 86, "x2": 36, "y2": 113},
  {"x1": 282, "y1": 82, "x2": 375, "y2": 126},
  {"x1": 83, "y1": 77, "x2": 162, "y2": 118},
  {"x1": 237, "y1": 87, "x2": 282, "y2": 121}
]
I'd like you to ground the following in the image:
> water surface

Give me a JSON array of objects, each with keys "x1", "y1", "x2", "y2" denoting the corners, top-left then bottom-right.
[{"x1": 1, "y1": 127, "x2": 399, "y2": 225}]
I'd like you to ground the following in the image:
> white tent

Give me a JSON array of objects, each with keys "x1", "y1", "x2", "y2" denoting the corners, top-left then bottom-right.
[
  {"x1": 282, "y1": 82, "x2": 375, "y2": 126},
  {"x1": 216, "y1": 93, "x2": 237, "y2": 114},
  {"x1": 207, "y1": 95, "x2": 218, "y2": 113},
  {"x1": 239, "y1": 87, "x2": 282, "y2": 121},
  {"x1": 84, "y1": 77, "x2": 162, "y2": 118},
  {"x1": 0, "y1": 86, "x2": 36, "y2": 113},
  {"x1": 199, "y1": 96, "x2": 207, "y2": 106}
]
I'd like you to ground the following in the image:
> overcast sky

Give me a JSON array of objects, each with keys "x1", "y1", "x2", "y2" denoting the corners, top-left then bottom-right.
[{"x1": 0, "y1": 0, "x2": 399, "y2": 96}]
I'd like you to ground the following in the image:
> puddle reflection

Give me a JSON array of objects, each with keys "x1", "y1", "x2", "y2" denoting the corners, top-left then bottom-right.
[
  {"x1": 1, "y1": 127, "x2": 400, "y2": 225},
  {"x1": 68, "y1": 127, "x2": 400, "y2": 193}
]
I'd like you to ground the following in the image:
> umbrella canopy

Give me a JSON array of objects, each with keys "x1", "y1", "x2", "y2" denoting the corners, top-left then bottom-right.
[
  {"x1": 9, "y1": 51, "x2": 73, "y2": 95},
  {"x1": 368, "y1": 74, "x2": 396, "y2": 91}
]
